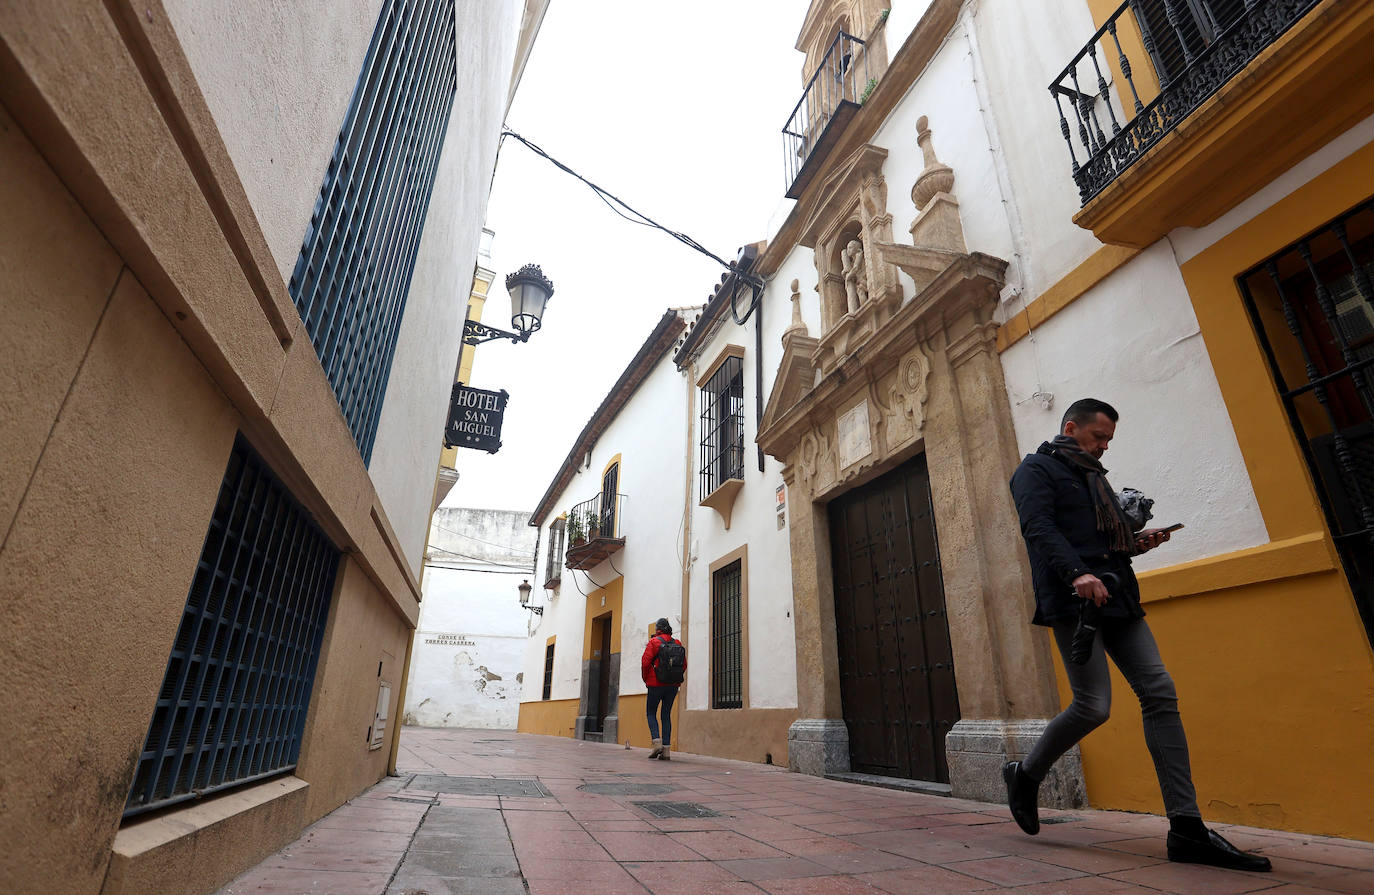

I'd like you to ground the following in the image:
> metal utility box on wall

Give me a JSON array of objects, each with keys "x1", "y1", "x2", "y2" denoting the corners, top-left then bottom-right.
[{"x1": 371, "y1": 682, "x2": 392, "y2": 750}]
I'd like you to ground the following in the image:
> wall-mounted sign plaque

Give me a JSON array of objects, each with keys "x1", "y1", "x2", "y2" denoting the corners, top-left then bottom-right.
[{"x1": 445, "y1": 385, "x2": 508, "y2": 453}]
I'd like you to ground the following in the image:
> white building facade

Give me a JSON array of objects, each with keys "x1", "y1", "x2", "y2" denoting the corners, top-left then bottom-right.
[{"x1": 405, "y1": 508, "x2": 538, "y2": 729}]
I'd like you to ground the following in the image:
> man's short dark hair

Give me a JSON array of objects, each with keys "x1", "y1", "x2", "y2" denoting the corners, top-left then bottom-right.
[
  {"x1": 655, "y1": 617, "x2": 672, "y2": 634},
  {"x1": 1061, "y1": 398, "x2": 1119, "y2": 429}
]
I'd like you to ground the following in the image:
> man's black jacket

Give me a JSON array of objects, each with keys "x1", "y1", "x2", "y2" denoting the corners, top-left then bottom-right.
[{"x1": 1009, "y1": 442, "x2": 1144, "y2": 626}]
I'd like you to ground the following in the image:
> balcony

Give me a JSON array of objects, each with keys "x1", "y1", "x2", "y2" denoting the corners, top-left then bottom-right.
[
  {"x1": 783, "y1": 30, "x2": 869, "y2": 199},
  {"x1": 1051, "y1": 0, "x2": 1374, "y2": 246},
  {"x1": 564, "y1": 492, "x2": 627, "y2": 571}
]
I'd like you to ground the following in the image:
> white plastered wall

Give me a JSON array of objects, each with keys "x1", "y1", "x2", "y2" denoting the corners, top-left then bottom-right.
[
  {"x1": 517, "y1": 348, "x2": 691, "y2": 706},
  {"x1": 998, "y1": 243, "x2": 1269, "y2": 569},
  {"x1": 685, "y1": 296, "x2": 801, "y2": 712},
  {"x1": 404, "y1": 566, "x2": 529, "y2": 728}
]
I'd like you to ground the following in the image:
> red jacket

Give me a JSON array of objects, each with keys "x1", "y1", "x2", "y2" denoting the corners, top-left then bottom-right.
[{"x1": 641, "y1": 633, "x2": 685, "y2": 687}]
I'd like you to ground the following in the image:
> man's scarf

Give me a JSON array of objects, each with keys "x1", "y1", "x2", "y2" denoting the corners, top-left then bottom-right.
[{"x1": 1048, "y1": 435, "x2": 1137, "y2": 554}]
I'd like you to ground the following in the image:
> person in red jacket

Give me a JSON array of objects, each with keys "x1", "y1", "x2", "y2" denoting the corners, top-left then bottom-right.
[{"x1": 641, "y1": 618, "x2": 685, "y2": 760}]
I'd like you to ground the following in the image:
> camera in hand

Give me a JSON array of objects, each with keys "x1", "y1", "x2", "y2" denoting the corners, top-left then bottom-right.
[{"x1": 1068, "y1": 572, "x2": 1120, "y2": 665}]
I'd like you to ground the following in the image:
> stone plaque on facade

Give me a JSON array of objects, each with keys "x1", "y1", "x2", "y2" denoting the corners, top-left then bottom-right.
[{"x1": 837, "y1": 400, "x2": 872, "y2": 469}]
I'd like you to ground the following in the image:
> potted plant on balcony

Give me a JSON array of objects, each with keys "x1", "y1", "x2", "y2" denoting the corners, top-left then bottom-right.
[
  {"x1": 568, "y1": 511, "x2": 586, "y2": 547},
  {"x1": 586, "y1": 512, "x2": 602, "y2": 541}
]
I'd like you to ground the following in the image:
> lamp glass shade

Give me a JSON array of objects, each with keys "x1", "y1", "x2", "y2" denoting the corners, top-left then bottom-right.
[
  {"x1": 518, "y1": 579, "x2": 532, "y2": 605},
  {"x1": 505, "y1": 264, "x2": 554, "y2": 336}
]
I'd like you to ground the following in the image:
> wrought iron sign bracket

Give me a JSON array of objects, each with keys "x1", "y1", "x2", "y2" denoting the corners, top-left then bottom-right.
[{"x1": 463, "y1": 319, "x2": 530, "y2": 346}]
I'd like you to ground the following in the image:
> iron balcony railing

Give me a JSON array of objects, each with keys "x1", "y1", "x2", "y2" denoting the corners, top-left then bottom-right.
[
  {"x1": 1050, "y1": 0, "x2": 1320, "y2": 205},
  {"x1": 782, "y1": 29, "x2": 868, "y2": 197},
  {"x1": 564, "y1": 492, "x2": 628, "y2": 571}
]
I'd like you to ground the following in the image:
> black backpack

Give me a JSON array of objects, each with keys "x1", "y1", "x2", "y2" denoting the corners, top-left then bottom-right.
[{"x1": 653, "y1": 636, "x2": 686, "y2": 685}]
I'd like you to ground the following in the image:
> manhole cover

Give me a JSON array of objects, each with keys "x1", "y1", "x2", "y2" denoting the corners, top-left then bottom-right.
[
  {"x1": 634, "y1": 801, "x2": 722, "y2": 818},
  {"x1": 407, "y1": 775, "x2": 551, "y2": 797},
  {"x1": 578, "y1": 782, "x2": 678, "y2": 796}
]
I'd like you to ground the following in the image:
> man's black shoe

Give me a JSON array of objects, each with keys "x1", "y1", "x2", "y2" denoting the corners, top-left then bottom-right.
[
  {"x1": 1002, "y1": 761, "x2": 1039, "y2": 836},
  {"x1": 1167, "y1": 829, "x2": 1272, "y2": 872}
]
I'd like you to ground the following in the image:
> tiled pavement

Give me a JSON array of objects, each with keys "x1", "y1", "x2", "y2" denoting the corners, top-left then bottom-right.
[{"x1": 217, "y1": 727, "x2": 1374, "y2": 894}]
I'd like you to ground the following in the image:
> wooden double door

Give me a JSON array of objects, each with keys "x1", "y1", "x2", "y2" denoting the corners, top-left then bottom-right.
[{"x1": 828, "y1": 453, "x2": 960, "y2": 782}]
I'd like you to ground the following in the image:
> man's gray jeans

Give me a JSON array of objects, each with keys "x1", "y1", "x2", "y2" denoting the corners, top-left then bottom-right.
[{"x1": 1023, "y1": 617, "x2": 1201, "y2": 818}]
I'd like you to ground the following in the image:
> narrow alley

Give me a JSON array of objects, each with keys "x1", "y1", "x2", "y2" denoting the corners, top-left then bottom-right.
[{"x1": 216, "y1": 728, "x2": 1374, "y2": 895}]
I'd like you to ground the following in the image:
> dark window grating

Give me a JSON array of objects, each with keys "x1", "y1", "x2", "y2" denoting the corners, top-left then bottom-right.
[
  {"x1": 288, "y1": 0, "x2": 458, "y2": 464},
  {"x1": 1237, "y1": 199, "x2": 1374, "y2": 647},
  {"x1": 542, "y1": 642, "x2": 555, "y2": 701},
  {"x1": 125, "y1": 435, "x2": 339, "y2": 818},
  {"x1": 544, "y1": 518, "x2": 565, "y2": 587},
  {"x1": 699, "y1": 356, "x2": 745, "y2": 500},
  {"x1": 711, "y1": 559, "x2": 743, "y2": 709}
]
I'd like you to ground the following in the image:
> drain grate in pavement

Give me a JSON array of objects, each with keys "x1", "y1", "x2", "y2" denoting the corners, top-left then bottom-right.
[
  {"x1": 1040, "y1": 815, "x2": 1084, "y2": 825},
  {"x1": 634, "y1": 801, "x2": 722, "y2": 818},
  {"x1": 578, "y1": 782, "x2": 679, "y2": 796},
  {"x1": 407, "y1": 775, "x2": 552, "y2": 797}
]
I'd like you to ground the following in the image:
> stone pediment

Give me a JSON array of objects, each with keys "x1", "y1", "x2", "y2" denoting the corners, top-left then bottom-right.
[
  {"x1": 798, "y1": 143, "x2": 889, "y2": 249},
  {"x1": 760, "y1": 329, "x2": 820, "y2": 447}
]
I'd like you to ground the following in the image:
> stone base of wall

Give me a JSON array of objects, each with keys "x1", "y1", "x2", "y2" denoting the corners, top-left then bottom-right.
[
  {"x1": 102, "y1": 776, "x2": 308, "y2": 895},
  {"x1": 788, "y1": 718, "x2": 851, "y2": 776},
  {"x1": 946, "y1": 718, "x2": 1087, "y2": 809}
]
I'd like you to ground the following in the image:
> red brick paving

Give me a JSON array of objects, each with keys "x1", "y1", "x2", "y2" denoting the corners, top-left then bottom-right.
[{"x1": 216, "y1": 727, "x2": 1374, "y2": 894}]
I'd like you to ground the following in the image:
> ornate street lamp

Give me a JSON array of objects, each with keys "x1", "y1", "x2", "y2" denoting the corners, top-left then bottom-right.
[
  {"x1": 464, "y1": 264, "x2": 555, "y2": 346},
  {"x1": 518, "y1": 578, "x2": 542, "y2": 615}
]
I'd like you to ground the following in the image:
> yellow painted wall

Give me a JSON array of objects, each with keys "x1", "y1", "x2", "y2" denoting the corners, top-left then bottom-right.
[
  {"x1": 517, "y1": 697, "x2": 579, "y2": 738},
  {"x1": 1058, "y1": 142, "x2": 1374, "y2": 840}
]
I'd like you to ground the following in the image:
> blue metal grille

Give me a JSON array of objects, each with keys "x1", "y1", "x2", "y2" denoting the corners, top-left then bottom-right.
[
  {"x1": 288, "y1": 0, "x2": 458, "y2": 463},
  {"x1": 125, "y1": 436, "x2": 340, "y2": 818}
]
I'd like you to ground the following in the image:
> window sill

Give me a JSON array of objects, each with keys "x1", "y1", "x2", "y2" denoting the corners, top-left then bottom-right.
[{"x1": 700, "y1": 478, "x2": 745, "y2": 529}]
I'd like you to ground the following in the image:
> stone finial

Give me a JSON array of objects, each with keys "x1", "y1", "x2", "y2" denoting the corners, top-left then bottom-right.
[
  {"x1": 784, "y1": 278, "x2": 809, "y2": 340},
  {"x1": 910, "y1": 115, "x2": 955, "y2": 211}
]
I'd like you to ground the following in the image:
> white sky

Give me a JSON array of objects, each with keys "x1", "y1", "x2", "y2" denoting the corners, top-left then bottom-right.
[{"x1": 444, "y1": 0, "x2": 813, "y2": 513}]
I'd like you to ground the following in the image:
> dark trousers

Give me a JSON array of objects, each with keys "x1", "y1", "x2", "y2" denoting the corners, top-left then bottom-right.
[
  {"x1": 1024, "y1": 617, "x2": 1201, "y2": 818},
  {"x1": 646, "y1": 685, "x2": 678, "y2": 746}
]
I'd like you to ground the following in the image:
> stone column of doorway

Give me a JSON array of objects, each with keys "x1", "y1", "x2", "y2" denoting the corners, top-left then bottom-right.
[
  {"x1": 782, "y1": 474, "x2": 851, "y2": 776},
  {"x1": 914, "y1": 285, "x2": 1086, "y2": 810}
]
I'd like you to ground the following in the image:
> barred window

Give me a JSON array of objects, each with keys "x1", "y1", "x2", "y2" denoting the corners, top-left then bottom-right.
[
  {"x1": 542, "y1": 642, "x2": 555, "y2": 701},
  {"x1": 699, "y1": 356, "x2": 744, "y2": 500},
  {"x1": 287, "y1": 0, "x2": 458, "y2": 464},
  {"x1": 1130, "y1": 0, "x2": 1248, "y2": 85},
  {"x1": 125, "y1": 435, "x2": 339, "y2": 818},
  {"x1": 711, "y1": 560, "x2": 743, "y2": 709},
  {"x1": 544, "y1": 518, "x2": 565, "y2": 587}
]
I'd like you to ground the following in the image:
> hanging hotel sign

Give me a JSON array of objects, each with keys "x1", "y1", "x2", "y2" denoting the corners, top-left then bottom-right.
[{"x1": 445, "y1": 385, "x2": 509, "y2": 453}]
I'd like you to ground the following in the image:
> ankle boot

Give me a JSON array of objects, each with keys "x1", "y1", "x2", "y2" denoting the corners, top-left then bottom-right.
[
  {"x1": 647, "y1": 738, "x2": 663, "y2": 759},
  {"x1": 658, "y1": 745, "x2": 671, "y2": 760},
  {"x1": 1002, "y1": 761, "x2": 1040, "y2": 836}
]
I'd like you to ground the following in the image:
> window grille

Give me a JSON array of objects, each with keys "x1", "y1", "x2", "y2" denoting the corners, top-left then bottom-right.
[
  {"x1": 287, "y1": 0, "x2": 458, "y2": 464},
  {"x1": 542, "y1": 643, "x2": 555, "y2": 701},
  {"x1": 125, "y1": 435, "x2": 340, "y2": 818},
  {"x1": 711, "y1": 560, "x2": 743, "y2": 709},
  {"x1": 699, "y1": 357, "x2": 745, "y2": 500},
  {"x1": 545, "y1": 518, "x2": 565, "y2": 587},
  {"x1": 1237, "y1": 199, "x2": 1374, "y2": 647}
]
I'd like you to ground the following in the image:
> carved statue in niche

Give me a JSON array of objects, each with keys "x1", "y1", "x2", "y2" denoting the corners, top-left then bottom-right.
[{"x1": 840, "y1": 238, "x2": 869, "y2": 314}]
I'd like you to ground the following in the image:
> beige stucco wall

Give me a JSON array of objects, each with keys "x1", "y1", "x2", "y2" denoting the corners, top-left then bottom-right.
[
  {"x1": 296, "y1": 557, "x2": 410, "y2": 821},
  {"x1": 0, "y1": 101, "x2": 240, "y2": 892},
  {"x1": 162, "y1": 0, "x2": 388, "y2": 285}
]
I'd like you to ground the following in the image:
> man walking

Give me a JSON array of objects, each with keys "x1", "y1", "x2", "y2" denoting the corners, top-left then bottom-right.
[
  {"x1": 641, "y1": 618, "x2": 685, "y2": 760},
  {"x1": 1005, "y1": 398, "x2": 1270, "y2": 872}
]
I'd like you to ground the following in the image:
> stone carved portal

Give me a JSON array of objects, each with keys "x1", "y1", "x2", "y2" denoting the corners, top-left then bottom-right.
[
  {"x1": 801, "y1": 144, "x2": 903, "y2": 375},
  {"x1": 758, "y1": 119, "x2": 1084, "y2": 808}
]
